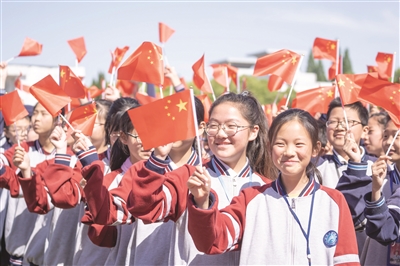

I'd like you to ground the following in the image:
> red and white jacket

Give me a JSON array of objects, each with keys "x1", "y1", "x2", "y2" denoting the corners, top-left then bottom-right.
[{"x1": 187, "y1": 176, "x2": 360, "y2": 266}]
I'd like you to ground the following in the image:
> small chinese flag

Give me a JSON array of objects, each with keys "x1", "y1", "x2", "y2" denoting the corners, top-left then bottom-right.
[
  {"x1": 14, "y1": 73, "x2": 30, "y2": 92},
  {"x1": 376, "y1": 52, "x2": 394, "y2": 80},
  {"x1": 312, "y1": 37, "x2": 337, "y2": 62},
  {"x1": 0, "y1": 91, "x2": 29, "y2": 126},
  {"x1": 328, "y1": 55, "x2": 342, "y2": 80},
  {"x1": 277, "y1": 95, "x2": 288, "y2": 110},
  {"x1": 29, "y1": 75, "x2": 71, "y2": 117},
  {"x1": 263, "y1": 104, "x2": 273, "y2": 127},
  {"x1": 292, "y1": 86, "x2": 335, "y2": 116},
  {"x1": 196, "y1": 94, "x2": 212, "y2": 122},
  {"x1": 108, "y1": 46, "x2": 129, "y2": 74},
  {"x1": 211, "y1": 65, "x2": 229, "y2": 88},
  {"x1": 336, "y1": 73, "x2": 378, "y2": 105},
  {"x1": 359, "y1": 74, "x2": 400, "y2": 126},
  {"x1": 367, "y1": 65, "x2": 378, "y2": 73},
  {"x1": 253, "y1": 49, "x2": 301, "y2": 84},
  {"x1": 159, "y1": 22, "x2": 175, "y2": 43},
  {"x1": 116, "y1": 80, "x2": 138, "y2": 97},
  {"x1": 67, "y1": 37, "x2": 87, "y2": 63},
  {"x1": 192, "y1": 54, "x2": 213, "y2": 94},
  {"x1": 59, "y1": 65, "x2": 86, "y2": 99},
  {"x1": 118, "y1": 42, "x2": 164, "y2": 86},
  {"x1": 67, "y1": 102, "x2": 98, "y2": 136},
  {"x1": 211, "y1": 64, "x2": 239, "y2": 86},
  {"x1": 86, "y1": 85, "x2": 103, "y2": 99},
  {"x1": 135, "y1": 92, "x2": 157, "y2": 105},
  {"x1": 17, "y1": 37, "x2": 43, "y2": 57},
  {"x1": 268, "y1": 75, "x2": 284, "y2": 92},
  {"x1": 128, "y1": 90, "x2": 197, "y2": 149}
]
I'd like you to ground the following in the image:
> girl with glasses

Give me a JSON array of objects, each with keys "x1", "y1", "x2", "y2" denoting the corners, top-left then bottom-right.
[{"x1": 126, "y1": 91, "x2": 272, "y2": 265}]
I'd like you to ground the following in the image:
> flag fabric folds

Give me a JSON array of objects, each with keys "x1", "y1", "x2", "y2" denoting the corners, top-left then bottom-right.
[
  {"x1": 108, "y1": 46, "x2": 129, "y2": 74},
  {"x1": 159, "y1": 22, "x2": 175, "y2": 43},
  {"x1": 211, "y1": 65, "x2": 228, "y2": 88},
  {"x1": 336, "y1": 73, "x2": 378, "y2": 105},
  {"x1": 253, "y1": 49, "x2": 301, "y2": 84},
  {"x1": 292, "y1": 86, "x2": 335, "y2": 116},
  {"x1": 328, "y1": 55, "x2": 342, "y2": 80},
  {"x1": 67, "y1": 37, "x2": 87, "y2": 63},
  {"x1": 67, "y1": 102, "x2": 98, "y2": 136},
  {"x1": 0, "y1": 91, "x2": 29, "y2": 126},
  {"x1": 359, "y1": 74, "x2": 400, "y2": 126},
  {"x1": 29, "y1": 75, "x2": 71, "y2": 117},
  {"x1": 86, "y1": 86, "x2": 103, "y2": 99},
  {"x1": 18, "y1": 37, "x2": 43, "y2": 57},
  {"x1": 135, "y1": 92, "x2": 157, "y2": 105},
  {"x1": 367, "y1": 65, "x2": 378, "y2": 73},
  {"x1": 127, "y1": 90, "x2": 197, "y2": 149},
  {"x1": 376, "y1": 52, "x2": 394, "y2": 80},
  {"x1": 192, "y1": 54, "x2": 213, "y2": 94},
  {"x1": 59, "y1": 65, "x2": 86, "y2": 99},
  {"x1": 118, "y1": 42, "x2": 164, "y2": 86},
  {"x1": 268, "y1": 75, "x2": 284, "y2": 92},
  {"x1": 312, "y1": 37, "x2": 337, "y2": 62}
]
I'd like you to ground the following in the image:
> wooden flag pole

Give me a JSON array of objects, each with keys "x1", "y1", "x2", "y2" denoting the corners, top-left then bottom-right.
[
  {"x1": 285, "y1": 54, "x2": 304, "y2": 107},
  {"x1": 225, "y1": 66, "x2": 230, "y2": 93},
  {"x1": 391, "y1": 52, "x2": 396, "y2": 83},
  {"x1": 59, "y1": 113, "x2": 75, "y2": 131},
  {"x1": 13, "y1": 122, "x2": 21, "y2": 147},
  {"x1": 189, "y1": 89, "x2": 203, "y2": 168},
  {"x1": 334, "y1": 39, "x2": 340, "y2": 98},
  {"x1": 386, "y1": 129, "x2": 400, "y2": 156}
]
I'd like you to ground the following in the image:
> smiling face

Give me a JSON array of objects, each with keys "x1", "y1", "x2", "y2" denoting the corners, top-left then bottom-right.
[
  {"x1": 272, "y1": 120, "x2": 318, "y2": 180},
  {"x1": 364, "y1": 116, "x2": 385, "y2": 156},
  {"x1": 383, "y1": 120, "x2": 400, "y2": 166},
  {"x1": 326, "y1": 106, "x2": 368, "y2": 155},
  {"x1": 207, "y1": 103, "x2": 259, "y2": 170}
]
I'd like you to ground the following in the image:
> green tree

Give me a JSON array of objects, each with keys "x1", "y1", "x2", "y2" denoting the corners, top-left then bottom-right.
[
  {"x1": 315, "y1": 61, "x2": 327, "y2": 82},
  {"x1": 342, "y1": 48, "x2": 354, "y2": 74},
  {"x1": 306, "y1": 50, "x2": 316, "y2": 73},
  {"x1": 394, "y1": 68, "x2": 400, "y2": 83},
  {"x1": 91, "y1": 72, "x2": 105, "y2": 88}
]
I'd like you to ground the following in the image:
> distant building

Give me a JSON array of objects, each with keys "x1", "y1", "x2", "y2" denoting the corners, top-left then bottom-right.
[
  {"x1": 4, "y1": 64, "x2": 85, "y2": 106},
  {"x1": 213, "y1": 49, "x2": 332, "y2": 93}
]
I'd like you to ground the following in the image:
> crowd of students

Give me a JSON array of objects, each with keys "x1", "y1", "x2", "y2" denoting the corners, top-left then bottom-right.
[{"x1": 0, "y1": 61, "x2": 399, "y2": 266}]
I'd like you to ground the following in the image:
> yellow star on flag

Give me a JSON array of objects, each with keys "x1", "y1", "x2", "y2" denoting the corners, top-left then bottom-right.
[
  {"x1": 176, "y1": 99, "x2": 187, "y2": 112},
  {"x1": 327, "y1": 90, "x2": 334, "y2": 97},
  {"x1": 338, "y1": 79, "x2": 345, "y2": 87},
  {"x1": 60, "y1": 69, "x2": 65, "y2": 78}
]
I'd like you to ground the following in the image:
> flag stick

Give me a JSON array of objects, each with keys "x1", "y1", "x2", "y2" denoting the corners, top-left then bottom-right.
[
  {"x1": 205, "y1": 72, "x2": 216, "y2": 101},
  {"x1": 236, "y1": 73, "x2": 240, "y2": 94},
  {"x1": 6, "y1": 57, "x2": 15, "y2": 64},
  {"x1": 225, "y1": 66, "x2": 230, "y2": 93},
  {"x1": 139, "y1": 82, "x2": 146, "y2": 93},
  {"x1": 285, "y1": 54, "x2": 304, "y2": 107},
  {"x1": 189, "y1": 89, "x2": 202, "y2": 168},
  {"x1": 385, "y1": 129, "x2": 400, "y2": 156},
  {"x1": 334, "y1": 39, "x2": 340, "y2": 98},
  {"x1": 336, "y1": 82, "x2": 350, "y2": 131},
  {"x1": 59, "y1": 113, "x2": 75, "y2": 131},
  {"x1": 110, "y1": 66, "x2": 116, "y2": 87},
  {"x1": 159, "y1": 85, "x2": 164, "y2": 99},
  {"x1": 391, "y1": 52, "x2": 396, "y2": 83},
  {"x1": 13, "y1": 122, "x2": 21, "y2": 147},
  {"x1": 169, "y1": 85, "x2": 173, "y2": 96}
]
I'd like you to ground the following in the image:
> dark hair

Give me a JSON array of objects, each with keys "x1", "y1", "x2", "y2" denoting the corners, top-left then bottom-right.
[
  {"x1": 268, "y1": 108, "x2": 322, "y2": 183},
  {"x1": 95, "y1": 100, "x2": 112, "y2": 123},
  {"x1": 327, "y1": 97, "x2": 368, "y2": 126},
  {"x1": 317, "y1": 120, "x2": 328, "y2": 148},
  {"x1": 108, "y1": 98, "x2": 140, "y2": 171},
  {"x1": 369, "y1": 111, "x2": 389, "y2": 128},
  {"x1": 194, "y1": 96, "x2": 204, "y2": 125},
  {"x1": 4, "y1": 115, "x2": 30, "y2": 130},
  {"x1": 209, "y1": 91, "x2": 270, "y2": 178}
]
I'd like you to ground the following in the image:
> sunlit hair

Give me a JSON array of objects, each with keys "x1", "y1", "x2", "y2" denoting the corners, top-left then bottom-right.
[
  {"x1": 327, "y1": 97, "x2": 368, "y2": 126},
  {"x1": 95, "y1": 99, "x2": 112, "y2": 123},
  {"x1": 209, "y1": 91, "x2": 271, "y2": 178},
  {"x1": 268, "y1": 108, "x2": 322, "y2": 183}
]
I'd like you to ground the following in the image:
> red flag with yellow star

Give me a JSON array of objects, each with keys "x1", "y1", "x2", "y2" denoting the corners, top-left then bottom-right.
[
  {"x1": 17, "y1": 37, "x2": 43, "y2": 57},
  {"x1": 359, "y1": 74, "x2": 400, "y2": 126},
  {"x1": 29, "y1": 75, "x2": 71, "y2": 117},
  {"x1": 67, "y1": 102, "x2": 98, "y2": 136},
  {"x1": 0, "y1": 91, "x2": 29, "y2": 126},
  {"x1": 118, "y1": 42, "x2": 164, "y2": 86},
  {"x1": 67, "y1": 37, "x2": 87, "y2": 63},
  {"x1": 127, "y1": 90, "x2": 196, "y2": 149},
  {"x1": 159, "y1": 22, "x2": 175, "y2": 43},
  {"x1": 59, "y1": 65, "x2": 86, "y2": 99},
  {"x1": 192, "y1": 54, "x2": 213, "y2": 94},
  {"x1": 312, "y1": 37, "x2": 337, "y2": 62},
  {"x1": 328, "y1": 56, "x2": 342, "y2": 80},
  {"x1": 108, "y1": 46, "x2": 129, "y2": 74},
  {"x1": 292, "y1": 86, "x2": 335, "y2": 116},
  {"x1": 263, "y1": 104, "x2": 273, "y2": 126},
  {"x1": 253, "y1": 49, "x2": 301, "y2": 84},
  {"x1": 211, "y1": 65, "x2": 229, "y2": 88},
  {"x1": 376, "y1": 52, "x2": 394, "y2": 80},
  {"x1": 336, "y1": 73, "x2": 378, "y2": 105},
  {"x1": 367, "y1": 65, "x2": 378, "y2": 73}
]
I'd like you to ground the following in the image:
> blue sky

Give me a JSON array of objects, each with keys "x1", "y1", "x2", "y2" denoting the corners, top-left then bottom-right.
[{"x1": 1, "y1": 1, "x2": 399, "y2": 85}]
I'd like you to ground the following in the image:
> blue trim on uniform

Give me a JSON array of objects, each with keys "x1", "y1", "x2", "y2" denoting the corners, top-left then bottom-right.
[
  {"x1": 364, "y1": 192, "x2": 388, "y2": 215},
  {"x1": 76, "y1": 146, "x2": 98, "y2": 167},
  {"x1": 55, "y1": 154, "x2": 71, "y2": 166},
  {"x1": 146, "y1": 152, "x2": 171, "y2": 175},
  {"x1": 0, "y1": 163, "x2": 5, "y2": 175}
]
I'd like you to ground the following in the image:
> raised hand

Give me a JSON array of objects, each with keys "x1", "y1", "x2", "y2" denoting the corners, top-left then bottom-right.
[
  {"x1": 13, "y1": 146, "x2": 31, "y2": 178},
  {"x1": 187, "y1": 166, "x2": 211, "y2": 209},
  {"x1": 72, "y1": 131, "x2": 93, "y2": 153},
  {"x1": 343, "y1": 131, "x2": 361, "y2": 163},
  {"x1": 104, "y1": 85, "x2": 120, "y2": 102},
  {"x1": 371, "y1": 155, "x2": 391, "y2": 201},
  {"x1": 50, "y1": 126, "x2": 68, "y2": 154}
]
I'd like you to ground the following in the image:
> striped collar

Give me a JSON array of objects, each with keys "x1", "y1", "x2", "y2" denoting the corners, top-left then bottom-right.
[
  {"x1": 332, "y1": 146, "x2": 366, "y2": 166},
  {"x1": 274, "y1": 174, "x2": 319, "y2": 197},
  {"x1": 209, "y1": 156, "x2": 252, "y2": 178},
  {"x1": 166, "y1": 148, "x2": 199, "y2": 172},
  {"x1": 35, "y1": 140, "x2": 56, "y2": 156}
]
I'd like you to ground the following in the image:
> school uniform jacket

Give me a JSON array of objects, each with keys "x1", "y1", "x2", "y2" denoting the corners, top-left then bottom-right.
[
  {"x1": 127, "y1": 154, "x2": 268, "y2": 265},
  {"x1": 187, "y1": 177, "x2": 360, "y2": 266}
]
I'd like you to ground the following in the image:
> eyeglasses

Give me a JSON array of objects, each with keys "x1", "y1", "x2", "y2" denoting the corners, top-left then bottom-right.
[
  {"x1": 125, "y1": 132, "x2": 141, "y2": 141},
  {"x1": 326, "y1": 120, "x2": 362, "y2": 129},
  {"x1": 10, "y1": 126, "x2": 31, "y2": 134},
  {"x1": 205, "y1": 122, "x2": 253, "y2": 137},
  {"x1": 109, "y1": 132, "x2": 120, "y2": 138}
]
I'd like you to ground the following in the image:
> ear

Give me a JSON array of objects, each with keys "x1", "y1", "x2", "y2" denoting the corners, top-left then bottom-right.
[
  {"x1": 361, "y1": 125, "x2": 369, "y2": 139},
  {"x1": 119, "y1": 132, "x2": 129, "y2": 145},
  {"x1": 312, "y1": 141, "x2": 322, "y2": 157},
  {"x1": 198, "y1": 121, "x2": 206, "y2": 135},
  {"x1": 248, "y1": 125, "x2": 259, "y2": 141}
]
